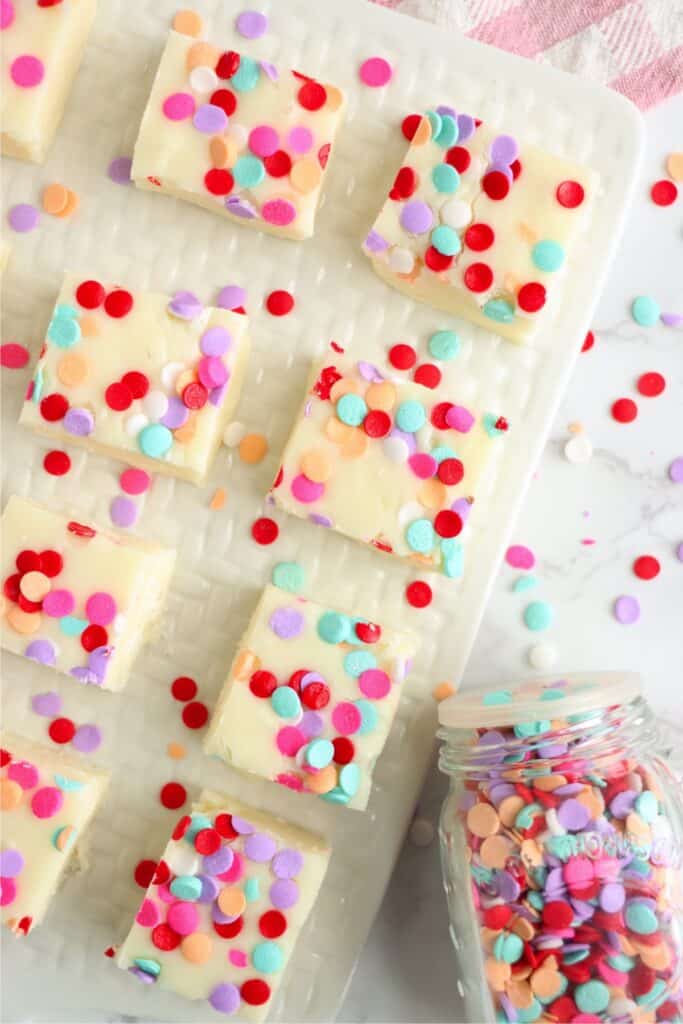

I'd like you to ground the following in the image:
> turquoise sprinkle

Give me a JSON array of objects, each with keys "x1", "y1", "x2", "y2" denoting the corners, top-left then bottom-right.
[
  {"x1": 483, "y1": 690, "x2": 512, "y2": 706},
  {"x1": 428, "y1": 329, "x2": 460, "y2": 362},
  {"x1": 271, "y1": 686, "x2": 302, "y2": 719},
  {"x1": 52, "y1": 825, "x2": 77, "y2": 851},
  {"x1": 482, "y1": 412, "x2": 507, "y2": 438},
  {"x1": 232, "y1": 54, "x2": 260, "y2": 92},
  {"x1": 515, "y1": 802, "x2": 543, "y2": 829},
  {"x1": 540, "y1": 687, "x2": 565, "y2": 701},
  {"x1": 305, "y1": 738, "x2": 334, "y2": 770},
  {"x1": 483, "y1": 298, "x2": 514, "y2": 324},
  {"x1": 430, "y1": 445, "x2": 457, "y2": 463},
  {"x1": 54, "y1": 304, "x2": 80, "y2": 319},
  {"x1": 546, "y1": 834, "x2": 579, "y2": 860},
  {"x1": 134, "y1": 958, "x2": 161, "y2": 977},
  {"x1": 32, "y1": 366, "x2": 44, "y2": 403},
  {"x1": 244, "y1": 877, "x2": 260, "y2": 902},
  {"x1": 395, "y1": 399, "x2": 426, "y2": 433},
  {"x1": 252, "y1": 941, "x2": 284, "y2": 974},
  {"x1": 493, "y1": 932, "x2": 523, "y2": 964},
  {"x1": 185, "y1": 813, "x2": 212, "y2": 843},
  {"x1": 426, "y1": 110, "x2": 442, "y2": 138},
  {"x1": 575, "y1": 981, "x2": 610, "y2": 1015},
  {"x1": 48, "y1": 315, "x2": 81, "y2": 349},
  {"x1": 517, "y1": 998, "x2": 543, "y2": 1023},
  {"x1": 431, "y1": 225, "x2": 461, "y2": 256},
  {"x1": 434, "y1": 114, "x2": 458, "y2": 148},
  {"x1": 470, "y1": 864, "x2": 493, "y2": 885},
  {"x1": 526, "y1": 890, "x2": 544, "y2": 911},
  {"x1": 321, "y1": 786, "x2": 350, "y2": 804},
  {"x1": 54, "y1": 774, "x2": 84, "y2": 792},
  {"x1": 625, "y1": 902, "x2": 658, "y2": 935},
  {"x1": 532, "y1": 239, "x2": 565, "y2": 272},
  {"x1": 629, "y1": 857, "x2": 651, "y2": 876},
  {"x1": 607, "y1": 953, "x2": 636, "y2": 971},
  {"x1": 443, "y1": 544, "x2": 464, "y2": 579},
  {"x1": 432, "y1": 163, "x2": 460, "y2": 193},
  {"x1": 339, "y1": 763, "x2": 360, "y2": 797},
  {"x1": 138, "y1": 423, "x2": 173, "y2": 459},
  {"x1": 440, "y1": 537, "x2": 460, "y2": 557},
  {"x1": 406, "y1": 518, "x2": 435, "y2": 554},
  {"x1": 632, "y1": 295, "x2": 660, "y2": 327},
  {"x1": 59, "y1": 615, "x2": 87, "y2": 637},
  {"x1": 513, "y1": 575, "x2": 537, "y2": 593},
  {"x1": 233, "y1": 154, "x2": 265, "y2": 189},
  {"x1": 524, "y1": 600, "x2": 553, "y2": 631},
  {"x1": 336, "y1": 392, "x2": 367, "y2": 427},
  {"x1": 355, "y1": 700, "x2": 378, "y2": 735},
  {"x1": 272, "y1": 561, "x2": 305, "y2": 593},
  {"x1": 170, "y1": 875, "x2": 202, "y2": 901},
  {"x1": 637, "y1": 979, "x2": 668, "y2": 1010},
  {"x1": 564, "y1": 949, "x2": 589, "y2": 965},
  {"x1": 317, "y1": 611, "x2": 351, "y2": 644},
  {"x1": 344, "y1": 649, "x2": 376, "y2": 677},
  {"x1": 635, "y1": 790, "x2": 658, "y2": 822},
  {"x1": 514, "y1": 720, "x2": 551, "y2": 738}
]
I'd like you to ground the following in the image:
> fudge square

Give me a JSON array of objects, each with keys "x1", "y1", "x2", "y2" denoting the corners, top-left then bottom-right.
[
  {"x1": 0, "y1": 0, "x2": 97, "y2": 163},
  {"x1": 116, "y1": 790, "x2": 330, "y2": 1021},
  {"x1": 19, "y1": 273, "x2": 250, "y2": 484},
  {"x1": 132, "y1": 31, "x2": 345, "y2": 240},
  {"x1": 0, "y1": 495, "x2": 175, "y2": 692},
  {"x1": 271, "y1": 357, "x2": 508, "y2": 577},
  {"x1": 0, "y1": 731, "x2": 109, "y2": 936},
  {"x1": 363, "y1": 110, "x2": 598, "y2": 344},
  {"x1": 204, "y1": 585, "x2": 418, "y2": 811}
]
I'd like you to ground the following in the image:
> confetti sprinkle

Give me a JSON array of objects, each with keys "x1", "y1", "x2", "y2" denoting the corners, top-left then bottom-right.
[
  {"x1": 523, "y1": 600, "x2": 553, "y2": 631},
  {"x1": 43, "y1": 450, "x2": 71, "y2": 476},
  {"x1": 217, "y1": 285, "x2": 247, "y2": 311},
  {"x1": 134, "y1": 859, "x2": 158, "y2": 889},
  {"x1": 527, "y1": 642, "x2": 557, "y2": 670},
  {"x1": 173, "y1": 8, "x2": 203, "y2": 36},
  {"x1": 633, "y1": 555, "x2": 660, "y2": 580},
  {"x1": 272, "y1": 561, "x2": 305, "y2": 593},
  {"x1": 107, "y1": 156, "x2": 133, "y2": 185},
  {"x1": 182, "y1": 701, "x2": 209, "y2": 730},
  {"x1": 235, "y1": 9, "x2": 268, "y2": 39},
  {"x1": 31, "y1": 691, "x2": 62, "y2": 718},
  {"x1": 42, "y1": 183, "x2": 70, "y2": 216},
  {"x1": 359, "y1": 56, "x2": 393, "y2": 88},
  {"x1": 512, "y1": 575, "x2": 537, "y2": 593},
  {"x1": 388, "y1": 343, "x2": 417, "y2": 370},
  {"x1": 171, "y1": 677, "x2": 197, "y2": 702},
  {"x1": 160, "y1": 782, "x2": 187, "y2": 809},
  {"x1": 119, "y1": 468, "x2": 151, "y2": 495},
  {"x1": 239, "y1": 433, "x2": 268, "y2": 464},
  {"x1": 631, "y1": 295, "x2": 660, "y2": 326},
  {"x1": 72, "y1": 724, "x2": 102, "y2": 753},
  {"x1": 660, "y1": 311, "x2": 683, "y2": 327},
  {"x1": 637, "y1": 371, "x2": 666, "y2": 397},
  {"x1": 432, "y1": 682, "x2": 456, "y2": 702},
  {"x1": 252, "y1": 517, "x2": 279, "y2": 545},
  {"x1": 564, "y1": 434, "x2": 593, "y2": 463},
  {"x1": 265, "y1": 290, "x2": 294, "y2": 316},
  {"x1": 0, "y1": 343, "x2": 30, "y2": 369},
  {"x1": 8, "y1": 203, "x2": 40, "y2": 233},
  {"x1": 210, "y1": 487, "x2": 226, "y2": 510},
  {"x1": 110, "y1": 495, "x2": 138, "y2": 528},
  {"x1": 669, "y1": 457, "x2": 683, "y2": 483},
  {"x1": 581, "y1": 330, "x2": 595, "y2": 352},
  {"x1": 614, "y1": 594, "x2": 640, "y2": 624},
  {"x1": 405, "y1": 580, "x2": 432, "y2": 608},
  {"x1": 48, "y1": 717, "x2": 76, "y2": 744},
  {"x1": 611, "y1": 398, "x2": 637, "y2": 423},
  {"x1": 666, "y1": 152, "x2": 683, "y2": 181},
  {"x1": 650, "y1": 179, "x2": 678, "y2": 206},
  {"x1": 505, "y1": 544, "x2": 535, "y2": 570},
  {"x1": 167, "y1": 741, "x2": 186, "y2": 760}
]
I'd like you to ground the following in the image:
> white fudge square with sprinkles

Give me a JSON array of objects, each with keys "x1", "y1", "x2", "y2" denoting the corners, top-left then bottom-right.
[
  {"x1": 364, "y1": 109, "x2": 598, "y2": 344},
  {"x1": 132, "y1": 31, "x2": 346, "y2": 240},
  {"x1": 271, "y1": 356, "x2": 508, "y2": 577},
  {"x1": 204, "y1": 585, "x2": 418, "y2": 811},
  {"x1": 115, "y1": 790, "x2": 330, "y2": 1021}
]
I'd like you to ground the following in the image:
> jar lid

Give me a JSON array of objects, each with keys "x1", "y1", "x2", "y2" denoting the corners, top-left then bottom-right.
[{"x1": 438, "y1": 671, "x2": 642, "y2": 729}]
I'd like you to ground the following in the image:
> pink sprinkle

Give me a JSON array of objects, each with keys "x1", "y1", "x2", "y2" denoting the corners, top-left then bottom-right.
[
  {"x1": 262, "y1": 198, "x2": 296, "y2": 227},
  {"x1": 229, "y1": 949, "x2": 248, "y2": 967},
  {"x1": 359, "y1": 56, "x2": 393, "y2": 88},
  {"x1": 216, "y1": 851, "x2": 244, "y2": 884},
  {"x1": 31, "y1": 786, "x2": 64, "y2": 819},
  {"x1": 331, "y1": 702, "x2": 362, "y2": 735},
  {"x1": 445, "y1": 404, "x2": 475, "y2": 433},
  {"x1": 10, "y1": 54, "x2": 44, "y2": 88},
  {"x1": 276, "y1": 772, "x2": 304, "y2": 791},
  {"x1": 249, "y1": 125, "x2": 279, "y2": 158},
  {"x1": 581, "y1": 538, "x2": 596, "y2": 546},
  {"x1": 167, "y1": 901, "x2": 199, "y2": 936},
  {"x1": 0, "y1": 343, "x2": 30, "y2": 369},
  {"x1": 162, "y1": 92, "x2": 196, "y2": 121},
  {"x1": 408, "y1": 453, "x2": 438, "y2": 479},
  {"x1": 276, "y1": 726, "x2": 306, "y2": 757},
  {"x1": 0, "y1": 877, "x2": 17, "y2": 907},
  {"x1": 85, "y1": 592, "x2": 117, "y2": 626},
  {"x1": 136, "y1": 898, "x2": 161, "y2": 927},
  {"x1": 42, "y1": 588, "x2": 75, "y2": 617},
  {"x1": 358, "y1": 669, "x2": 391, "y2": 700},
  {"x1": 7, "y1": 760, "x2": 39, "y2": 789},
  {"x1": 287, "y1": 126, "x2": 313, "y2": 154},
  {"x1": 291, "y1": 474, "x2": 324, "y2": 504},
  {"x1": 1, "y1": 1, "x2": 16, "y2": 31},
  {"x1": 505, "y1": 544, "x2": 535, "y2": 570},
  {"x1": 120, "y1": 467, "x2": 151, "y2": 495},
  {"x1": 157, "y1": 883, "x2": 175, "y2": 904}
]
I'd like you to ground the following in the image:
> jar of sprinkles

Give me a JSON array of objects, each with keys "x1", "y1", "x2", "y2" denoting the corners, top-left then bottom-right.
[{"x1": 437, "y1": 673, "x2": 683, "y2": 1024}]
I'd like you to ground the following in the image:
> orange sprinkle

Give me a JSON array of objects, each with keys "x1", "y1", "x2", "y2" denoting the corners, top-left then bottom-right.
[
  {"x1": 306, "y1": 764, "x2": 337, "y2": 794},
  {"x1": 330, "y1": 377, "x2": 364, "y2": 403},
  {"x1": 218, "y1": 886, "x2": 246, "y2": 917},
  {"x1": 181, "y1": 932, "x2": 213, "y2": 963},
  {"x1": 57, "y1": 352, "x2": 89, "y2": 387},
  {"x1": 418, "y1": 478, "x2": 447, "y2": 510},
  {"x1": 233, "y1": 649, "x2": 259, "y2": 680},
  {"x1": 79, "y1": 315, "x2": 99, "y2": 337},
  {"x1": 567, "y1": 421, "x2": 583, "y2": 434},
  {"x1": 55, "y1": 189, "x2": 79, "y2": 218},
  {"x1": 6, "y1": 607, "x2": 41, "y2": 635},
  {"x1": 479, "y1": 834, "x2": 513, "y2": 869},
  {"x1": 300, "y1": 449, "x2": 333, "y2": 483},
  {"x1": 340, "y1": 428, "x2": 367, "y2": 459},
  {"x1": 325, "y1": 85, "x2": 344, "y2": 112},
  {"x1": 42, "y1": 183, "x2": 69, "y2": 216},
  {"x1": 186, "y1": 41, "x2": 219, "y2": 70},
  {"x1": 209, "y1": 487, "x2": 226, "y2": 510},
  {"x1": 432, "y1": 682, "x2": 455, "y2": 702},
  {"x1": 210, "y1": 136, "x2": 235, "y2": 168},
  {"x1": 666, "y1": 152, "x2": 683, "y2": 182},
  {"x1": 20, "y1": 570, "x2": 50, "y2": 602},
  {"x1": 290, "y1": 158, "x2": 322, "y2": 195},
  {"x1": 173, "y1": 8, "x2": 203, "y2": 37},
  {"x1": 167, "y1": 742, "x2": 186, "y2": 760},
  {"x1": 238, "y1": 433, "x2": 268, "y2": 464},
  {"x1": 0, "y1": 778, "x2": 22, "y2": 810},
  {"x1": 412, "y1": 117, "x2": 431, "y2": 146},
  {"x1": 466, "y1": 803, "x2": 500, "y2": 838},
  {"x1": 365, "y1": 381, "x2": 396, "y2": 412}
]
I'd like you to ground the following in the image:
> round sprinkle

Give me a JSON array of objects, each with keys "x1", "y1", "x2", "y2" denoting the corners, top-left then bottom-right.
[
  {"x1": 582, "y1": 330, "x2": 595, "y2": 352},
  {"x1": 239, "y1": 433, "x2": 268, "y2": 464},
  {"x1": 11, "y1": 54, "x2": 44, "y2": 87},
  {"x1": 400, "y1": 200, "x2": 433, "y2": 235},
  {"x1": 396, "y1": 400, "x2": 426, "y2": 433},
  {"x1": 505, "y1": 545, "x2": 535, "y2": 570},
  {"x1": 48, "y1": 717, "x2": 76, "y2": 744},
  {"x1": 107, "y1": 156, "x2": 133, "y2": 185},
  {"x1": 556, "y1": 180, "x2": 585, "y2": 208},
  {"x1": 531, "y1": 239, "x2": 565, "y2": 272},
  {"x1": 0, "y1": 343, "x2": 30, "y2": 369},
  {"x1": 31, "y1": 691, "x2": 62, "y2": 718},
  {"x1": 669, "y1": 457, "x2": 683, "y2": 483},
  {"x1": 173, "y1": 9, "x2": 203, "y2": 36},
  {"x1": 31, "y1": 786, "x2": 63, "y2": 818},
  {"x1": 406, "y1": 581, "x2": 432, "y2": 608},
  {"x1": 162, "y1": 92, "x2": 196, "y2": 120},
  {"x1": 359, "y1": 56, "x2": 392, "y2": 87},
  {"x1": 236, "y1": 9, "x2": 268, "y2": 39},
  {"x1": 389, "y1": 343, "x2": 416, "y2": 370},
  {"x1": 527, "y1": 642, "x2": 557, "y2": 670},
  {"x1": 611, "y1": 397, "x2": 638, "y2": 423},
  {"x1": 631, "y1": 295, "x2": 660, "y2": 326},
  {"x1": 564, "y1": 434, "x2": 593, "y2": 463},
  {"x1": 42, "y1": 183, "x2": 69, "y2": 216},
  {"x1": 110, "y1": 496, "x2": 138, "y2": 529},
  {"x1": 8, "y1": 204, "x2": 40, "y2": 233},
  {"x1": 265, "y1": 290, "x2": 294, "y2": 316},
  {"x1": 650, "y1": 179, "x2": 677, "y2": 206},
  {"x1": 575, "y1": 981, "x2": 610, "y2": 1015},
  {"x1": 251, "y1": 517, "x2": 279, "y2": 545},
  {"x1": 182, "y1": 701, "x2": 208, "y2": 729},
  {"x1": 72, "y1": 723, "x2": 102, "y2": 753},
  {"x1": 160, "y1": 782, "x2": 187, "y2": 809},
  {"x1": 139, "y1": 423, "x2": 173, "y2": 459},
  {"x1": 120, "y1": 468, "x2": 151, "y2": 495},
  {"x1": 172, "y1": 676, "x2": 198, "y2": 702},
  {"x1": 272, "y1": 561, "x2": 304, "y2": 593},
  {"x1": 428, "y1": 330, "x2": 460, "y2": 362},
  {"x1": 209, "y1": 984, "x2": 241, "y2": 1015},
  {"x1": 637, "y1": 371, "x2": 665, "y2": 397},
  {"x1": 614, "y1": 594, "x2": 640, "y2": 624},
  {"x1": 524, "y1": 601, "x2": 553, "y2": 631},
  {"x1": 43, "y1": 450, "x2": 71, "y2": 476},
  {"x1": 633, "y1": 555, "x2": 660, "y2": 580}
]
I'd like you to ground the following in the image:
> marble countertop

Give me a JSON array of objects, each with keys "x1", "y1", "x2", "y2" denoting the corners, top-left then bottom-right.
[{"x1": 340, "y1": 91, "x2": 683, "y2": 1024}]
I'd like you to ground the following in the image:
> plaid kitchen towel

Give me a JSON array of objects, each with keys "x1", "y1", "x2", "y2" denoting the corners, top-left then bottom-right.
[{"x1": 371, "y1": 0, "x2": 683, "y2": 109}]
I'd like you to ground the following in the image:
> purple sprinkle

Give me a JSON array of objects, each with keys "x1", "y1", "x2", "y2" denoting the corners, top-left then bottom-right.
[
  {"x1": 269, "y1": 877, "x2": 299, "y2": 909},
  {"x1": 203, "y1": 845, "x2": 234, "y2": 876},
  {"x1": 309, "y1": 513, "x2": 332, "y2": 527},
  {"x1": 610, "y1": 789, "x2": 637, "y2": 818},
  {"x1": 160, "y1": 395, "x2": 189, "y2": 430},
  {"x1": 72, "y1": 723, "x2": 102, "y2": 753},
  {"x1": 107, "y1": 156, "x2": 133, "y2": 185},
  {"x1": 490, "y1": 134, "x2": 519, "y2": 165},
  {"x1": 499, "y1": 994, "x2": 518, "y2": 1023},
  {"x1": 168, "y1": 290, "x2": 203, "y2": 320},
  {"x1": 400, "y1": 200, "x2": 433, "y2": 235},
  {"x1": 0, "y1": 849, "x2": 24, "y2": 877},
  {"x1": 437, "y1": 104, "x2": 457, "y2": 119},
  {"x1": 554, "y1": 783, "x2": 586, "y2": 797},
  {"x1": 225, "y1": 195, "x2": 257, "y2": 219},
  {"x1": 661, "y1": 312, "x2": 683, "y2": 327},
  {"x1": 557, "y1": 798, "x2": 591, "y2": 831},
  {"x1": 259, "y1": 60, "x2": 278, "y2": 81},
  {"x1": 211, "y1": 902, "x2": 238, "y2": 925},
  {"x1": 110, "y1": 495, "x2": 138, "y2": 528},
  {"x1": 88, "y1": 645, "x2": 113, "y2": 681},
  {"x1": 129, "y1": 968, "x2": 156, "y2": 985},
  {"x1": 236, "y1": 9, "x2": 268, "y2": 39},
  {"x1": 24, "y1": 638, "x2": 57, "y2": 666},
  {"x1": 495, "y1": 870, "x2": 520, "y2": 902},
  {"x1": 456, "y1": 114, "x2": 476, "y2": 142},
  {"x1": 488, "y1": 783, "x2": 516, "y2": 806},
  {"x1": 196, "y1": 874, "x2": 220, "y2": 903},
  {"x1": 31, "y1": 690, "x2": 62, "y2": 717},
  {"x1": 209, "y1": 381, "x2": 228, "y2": 407},
  {"x1": 193, "y1": 103, "x2": 228, "y2": 135},
  {"x1": 269, "y1": 606, "x2": 305, "y2": 639},
  {"x1": 451, "y1": 497, "x2": 472, "y2": 522},
  {"x1": 209, "y1": 983, "x2": 240, "y2": 1015},
  {"x1": 301, "y1": 672, "x2": 324, "y2": 689},
  {"x1": 70, "y1": 666, "x2": 103, "y2": 686},
  {"x1": 217, "y1": 285, "x2": 247, "y2": 310},
  {"x1": 231, "y1": 816, "x2": 254, "y2": 835},
  {"x1": 600, "y1": 882, "x2": 626, "y2": 912},
  {"x1": 300, "y1": 710, "x2": 324, "y2": 738},
  {"x1": 8, "y1": 203, "x2": 40, "y2": 233},
  {"x1": 364, "y1": 229, "x2": 389, "y2": 253},
  {"x1": 244, "y1": 833, "x2": 277, "y2": 863},
  {"x1": 357, "y1": 360, "x2": 384, "y2": 383},
  {"x1": 200, "y1": 326, "x2": 232, "y2": 356},
  {"x1": 271, "y1": 848, "x2": 304, "y2": 879},
  {"x1": 668, "y1": 457, "x2": 683, "y2": 483},
  {"x1": 614, "y1": 594, "x2": 640, "y2": 624},
  {"x1": 63, "y1": 407, "x2": 95, "y2": 436}
]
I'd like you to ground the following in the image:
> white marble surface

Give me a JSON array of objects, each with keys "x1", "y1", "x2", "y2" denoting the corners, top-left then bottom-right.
[{"x1": 340, "y1": 91, "x2": 683, "y2": 1024}]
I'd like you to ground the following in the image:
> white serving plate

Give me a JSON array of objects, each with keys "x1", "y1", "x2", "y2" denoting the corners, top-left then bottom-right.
[{"x1": 0, "y1": 0, "x2": 642, "y2": 1020}]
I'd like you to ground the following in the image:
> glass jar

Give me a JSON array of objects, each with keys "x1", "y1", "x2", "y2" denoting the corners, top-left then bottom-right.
[{"x1": 437, "y1": 672, "x2": 683, "y2": 1024}]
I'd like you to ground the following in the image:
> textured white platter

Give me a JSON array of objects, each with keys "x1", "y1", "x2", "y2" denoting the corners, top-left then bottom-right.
[{"x1": 0, "y1": 0, "x2": 642, "y2": 1020}]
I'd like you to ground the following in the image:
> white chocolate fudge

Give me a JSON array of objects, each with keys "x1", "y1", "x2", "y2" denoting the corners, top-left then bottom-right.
[
  {"x1": 364, "y1": 110, "x2": 598, "y2": 343},
  {"x1": 0, "y1": 0, "x2": 97, "y2": 163},
  {"x1": 0, "y1": 495, "x2": 175, "y2": 692},
  {"x1": 116, "y1": 790, "x2": 330, "y2": 1021},
  {"x1": 271, "y1": 357, "x2": 508, "y2": 577},
  {"x1": 132, "y1": 31, "x2": 345, "y2": 240},
  {"x1": 19, "y1": 273, "x2": 250, "y2": 485},
  {"x1": 0, "y1": 240, "x2": 10, "y2": 275},
  {"x1": 0, "y1": 731, "x2": 109, "y2": 935},
  {"x1": 204, "y1": 585, "x2": 418, "y2": 810}
]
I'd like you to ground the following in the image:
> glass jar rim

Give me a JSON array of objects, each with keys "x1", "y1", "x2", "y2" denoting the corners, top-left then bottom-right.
[{"x1": 438, "y1": 671, "x2": 642, "y2": 730}]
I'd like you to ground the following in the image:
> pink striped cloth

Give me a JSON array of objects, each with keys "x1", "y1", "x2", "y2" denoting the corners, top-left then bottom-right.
[{"x1": 371, "y1": 0, "x2": 683, "y2": 109}]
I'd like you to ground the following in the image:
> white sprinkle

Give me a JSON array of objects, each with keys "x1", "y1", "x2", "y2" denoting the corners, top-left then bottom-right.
[
  {"x1": 545, "y1": 808, "x2": 566, "y2": 836},
  {"x1": 223, "y1": 421, "x2": 247, "y2": 447},
  {"x1": 398, "y1": 501, "x2": 424, "y2": 526},
  {"x1": 383, "y1": 436, "x2": 409, "y2": 463},
  {"x1": 388, "y1": 246, "x2": 415, "y2": 274},
  {"x1": 528, "y1": 642, "x2": 558, "y2": 670},
  {"x1": 189, "y1": 65, "x2": 218, "y2": 94},
  {"x1": 440, "y1": 197, "x2": 472, "y2": 230},
  {"x1": 165, "y1": 846, "x2": 200, "y2": 877},
  {"x1": 564, "y1": 435, "x2": 593, "y2": 464},
  {"x1": 227, "y1": 122, "x2": 248, "y2": 147},
  {"x1": 124, "y1": 413, "x2": 148, "y2": 437},
  {"x1": 143, "y1": 390, "x2": 169, "y2": 420},
  {"x1": 161, "y1": 362, "x2": 185, "y2": 390}
]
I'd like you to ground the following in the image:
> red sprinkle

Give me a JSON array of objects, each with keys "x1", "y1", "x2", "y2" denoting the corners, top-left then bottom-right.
[
  {"x1": 182, "y1": 701, "x2": 209, "y2": 730},
  {"x1": 0, "y1": 343, "x2": 30, "y2": 369},
  {"x1": 446, "y1": 146, "x2": 471, "y2": 174},
  {"x1": 182, "y1": 381, "x2": 209, "y2": 410},
  {"x1": 556, "y1": 180, "x2": 585, "y2": 208},
  {"x1": 151, "y1": 923, "x2": 182, "y2": 951},
  {"x1": 406, "y1": 580, "x2": 432, "y2": 608},
  {"x1": 264, "y1": 150, "x2": 291, "y2": 177},
  {"x1": 517, "y1": 282, "x2": 546, "y2": 313},
  {"x1": 297, "y1": 80, "x2": 327, "y2": 111},
  {"x1": 104, "y1": 289, "x2": 134, "y2": 318},
  {"x1": 215, "y1": 51, "x2": 240, "y2": 79},
  {"x1": 401, "y1": 113, "x2": 422, "y2": 141},
  {"x1": 210, "y1": 88, "x2": 237, "y2": 116},
  {"x1": 355, "y1": 621, "x2": 381, "y2": 643},
  {"x1": 265, "y1": 290, "x2": 295, "y2": 316},
  {"x1": 75, "y1": 280, "x2": 105, "y2": 309},
  {"x1": 424, "y1": 246, "x2": 454, "y2": 272},
  {"x1": 301, "y1": 681, "x2": 330, "y2": 710},
  {"x1": 388, "y1": 343, "x2": 416, "y2": 370},
  {"x1": 171, "y1": 676, "x2": 197, "y2": 702},
  {"x1": 413, "y1": 363, "x2": 441, "y2": 389},
  {"x1": 251, "y1": 517, "x2": 279, "y2": 545},
  {"x1": 134, "y1": 859, "x2": 158, "y2": 889},
  {"x1": 434, "y1": 510, "x2": 462, "y2": 538},
  {"x1": 431, "y1": 402, "x2": 453, "y2": 430},
  {"x1": 650, "y1": 179, "x2": 678, "y2": 206},
  {"x1": 40, "y1": 393, "x2": 69, "y2": 422},
  {"x1": 68, "y1": 520, "x2": 96, "y2": 538},
  {"x1": 250, "y1": 670, "x2": 278, "y2": 698},
  {"x1": 159, "y1": 782, "x2": 187, "y2": 810},
  {"x1": 43, "y1": 450, "x2": 71, "y2": 476},
  {"x1": 204, "y1": 168, "x2": 234, "y2": 195},
  {"x1": 438, "y1": 458, "x2": 464, "y2": 485},
  {"x1": 194, "y1": 828, "x2": 221, "y2": 855},
  {"x1": 105, "y1": 381, "x2": 133, "y2": 412},
  {"x1": 48, "y1": 717, "x2": 76, "y2": 744},
  {"x1": 332, "y1": 736, "x2": 355, "y2": 764},
  {"x1": 17, "y1": 549, "x2": 41, "y2": 573},
  {"x1": 259, "y1": 910, "x2": 287, "y2": 938},
  {"x1": 121, "y1": 371, "x2": 149, "y2": 399},
  {"x1": 582, "y1": 330, "x2": 595, "y2": 352},
  {"x1": 241, "y1": 979, "x2": 271, "y2": 1006},
  {"x1": 81, "y1": 624, "x2": 108, "y2": 652},
  {"x1": 464, "y1": 223, "x2": 494, "y2": 251},
  {"x1": 542, "y1": 900, "x2": 574, "y2": 929},
  {"x1": 390, "y1": 166, "x2": 418, "y2": 200},
  {"x1": 482, "y1": 170, "x2": 510, "y2": 200},
  {"x1": 637, "y1": 371, "x2": 665, "y2": 397},
  {"x1": 363, "y1": 409, "x2": 392, "y2": 437},
  {"x1": 40, "y1": 550, "x2": 63, "y2": 577},
  {"x1": 172, "y1": 816, "x2": 191, "y2": 841},
  {"x1": 214, "y1": 917, "x2": 243, "y2": 939},
  {"x1": 611, "y1": 397, "x2": 638, "y2": 423},
  {"x1": 633, "y1": 555, "x2": 660, "y2": 580},
  {"x1": 463, "y1": 263, "x2": 493, "y2": 293},
  {"x1": 214, "y1": 813, "x2": 238, "y2": 840}
]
